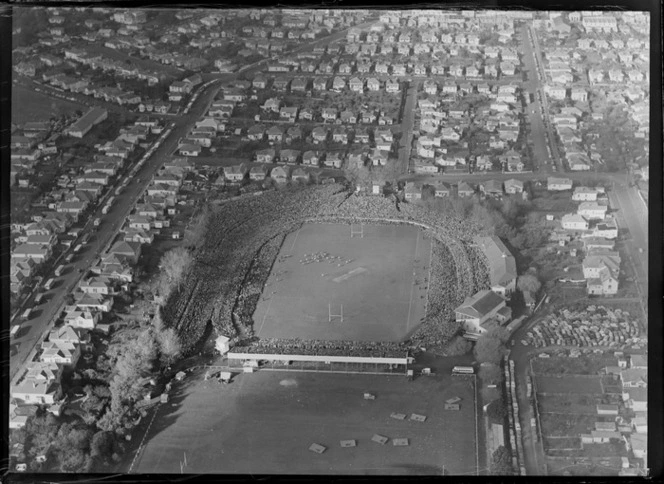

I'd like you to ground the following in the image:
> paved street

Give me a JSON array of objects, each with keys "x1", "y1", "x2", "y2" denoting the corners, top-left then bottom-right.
[
  {"x1": 400, "y1": 169, "x2": 628, "y2": 186},
  {"x1": 400, "y1": 79, "x2": 419, "y2": 174},
  {"x1": 608, "y1": 184, "x2": 648, "y2": 316},
  {"x1": 9, "y1": 80, "x2": 224, "y2": 382},
  {"x1": 520, "y1": 25, "x2": 564, "y2": 173}
]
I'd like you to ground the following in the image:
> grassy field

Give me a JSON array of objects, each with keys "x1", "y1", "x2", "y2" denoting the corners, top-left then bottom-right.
[
  {"x1": 12, "y1": 84, "x2": 86, "y2": 125},
  {"x1": 540, "y1": 413, "x2": 597, "y2": 437},
  {"x1": 536, "y1": 394, "x2": 599, "y2": 415},
  {"x1": 531, "y1": 355, "x2": 619, "y2": 375},
  {"x1": 535, "y1": 375, "x2": 604, "y2": 395},
  {"x1": 10, "y1": 189, "x2": 37, "y2": 224},
  {"x1": 132, "y1": 369, "x2": 477, "y2": 475},
  {"x1": 252, "y1": 223, "x2": 432, "y2": 342}
]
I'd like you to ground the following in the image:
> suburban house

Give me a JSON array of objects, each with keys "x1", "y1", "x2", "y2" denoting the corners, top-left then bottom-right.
[
  {"x1": 249, "y1": 165, "x2": 268, "y2": 181},
  {"x1": 404, "y1": 182, "x2": 422, "y2": 200},
  {"x1": 434, "y1": 182, "x2": 451, "y2": 197},
  {"x1": 247, "y1": 125, "x2": 266, "y2": 141},
  {"x1": 312, "y1": 127, "x2": 329, "y2": 143},
  {"x1": 504, "y1": 179, "x2": 524, "y2": 194},
  {"x1": 586, "y1": 266, "x2": 619, "y2": 296},
  {"x1": 561, "y1": 214, "x2": 589, "y2": 231},
  {"x1": 270, "y1": 165, "x2": 290, "y2": 183},
  {"x1": 573, "y1": 187, "x2": 600, "y2": 201},
  {"x1": 266, "y1": 126, "x2": 284, "y2": 142},
  {"x1": 475, "y1": 236, "x2": 517, "y2": 298},
  {"x1": 324, "y1": 152, "x2": 343, "y2": 168},
  {"x1": 370, "y1": 149, "x2": 389, "y2": 166},
  {"x1": 291, "y1": 168, "x2": 310, "y2": 183},
  {"x1": 41, "y1": 340, "x2": 80, "y2": 366},
  {"x1": 481, "y1": 180, "x2": 504, "y2": 198},
  {"x1": 302, "y1": 151, "x2": 320, "y2": 166},
  {"x1": 547, "y1": 177, "x2": 573, "y2": 191},
  {"x1": 592, "y1": 220, "x2": 617, "y2": 241},
  {"x1": 256, "y1": 148, "x2": 276, "y2": 163},
  {"x1": 458, "y1": 182, "x2": 475, "y2": 197},
  {"x1": 455, "y1": 289, "x2": 511, "y2": 336},
  {"x1": 280, "y1": 149, "x2": 300, "y2": 164},
  {"x1": 11, "y1": 367, "x2": 62, "y2": 405},
  {"x1": 578, "y1": 202, "x2": 608, "y2": 221},
  {"x1": 224, "y1": 163, "x2": 248, "y2": 182}
]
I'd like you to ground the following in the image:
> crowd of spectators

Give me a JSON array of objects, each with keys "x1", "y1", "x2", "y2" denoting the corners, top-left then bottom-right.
[
  {"x1": 164, "y1": 185, "x2": 491, "y2": 356},
  {"x1": 233, "y1": 338, "x2": 407, "y2": 359}
]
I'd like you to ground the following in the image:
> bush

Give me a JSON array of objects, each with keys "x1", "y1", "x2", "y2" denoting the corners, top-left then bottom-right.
[
  {"x1": 444, "y1": 335, "x2": 472, "y2": 356},
  {"x1": 478, "y1": 363, "x2": 503, "y2": 385},
  {"x1": 491, "y1": 445, "x2": 515, "y2": 475}
]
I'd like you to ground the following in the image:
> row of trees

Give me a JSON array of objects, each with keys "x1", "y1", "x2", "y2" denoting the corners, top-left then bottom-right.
[{"x1": 424, "y1": 194, "x2": 548, "y2": 252}]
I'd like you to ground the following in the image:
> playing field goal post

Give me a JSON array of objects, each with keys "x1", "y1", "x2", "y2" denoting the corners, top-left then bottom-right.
[
  {"x1": 328, "y1": 302, "x2": 344, "y2": 323},
  {"x1": 350, "y1": 223, "x2": 364, "y2": 238}
]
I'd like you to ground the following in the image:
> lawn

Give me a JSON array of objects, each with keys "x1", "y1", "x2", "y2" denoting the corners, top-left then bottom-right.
[
  {"x1": 12, "y1": 84, "x2": 86, "y2": 125},
  {"x1": 535, "y1": 375, "x2": 604, "y2": 395},
  {"x1": 531, "y1": 355, "x2": 618, "y2": 375},
  {"x1": 10, "y1": 189, "x2": 37, "y2": 224},
  {"x1": 131, "y1": 369, "x2": 477, "y2": 475},
  {"x1": 540, "y1": 413, "x2": 597, "y2": 437},
  {"x1": 252, "y1": 223, "x2": 432, "y2": 342},
  {"x1": 536, "y1": 394, "x2": 598, "y2": 415}
]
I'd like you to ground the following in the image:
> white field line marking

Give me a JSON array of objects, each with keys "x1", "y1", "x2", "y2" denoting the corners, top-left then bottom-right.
[
  {"x1": 406, "y1": 276, "x2": 415, "y2": 332},
  {"x1": 406, "y1": 230, "x2": 421, "y2": 331},
  {"x1": 129, "y1": 402, "x2": 161, "y2": 473},
  {"x1": 257, "y1": 297, "x2": 275, "y2": 337},
  {"x1": 289, "y1": 227, "x2": 301, "y2": 251},
  {"x1": 424, "y1": 238, "x2": 434, "y2": 316},
  {"x1": 474, "y1": 374, "x2": 479, "y2": 476}
]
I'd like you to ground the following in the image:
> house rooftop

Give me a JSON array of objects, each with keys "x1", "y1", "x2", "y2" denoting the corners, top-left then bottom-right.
[{"x1": 456, "y1": 289, "x2": 505, "y2": 318}]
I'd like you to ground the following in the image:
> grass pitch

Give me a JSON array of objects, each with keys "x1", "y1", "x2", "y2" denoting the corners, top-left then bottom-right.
[
  {"x1": 12, "y1": 85, "x2": 86, "y2": 125},
  {"x1": 252, "y1": 223, "x2": 432, "y2": 342},
  {"x1": 132, "y1": 370, "x2": 477, "y2": 475}
]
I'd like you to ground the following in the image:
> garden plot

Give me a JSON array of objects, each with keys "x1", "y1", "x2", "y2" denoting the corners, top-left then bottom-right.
[{"x1": 535, "y1": 375, "x2": 604, "y2": 395}]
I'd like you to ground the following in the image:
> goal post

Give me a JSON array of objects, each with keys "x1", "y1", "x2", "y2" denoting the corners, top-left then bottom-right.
[
  {"x1": 328, "y1": 303, "x2": 344, "y2": 323},
  {"x1": 350, "y1": 223, "x2": 364, "y2": 238}
]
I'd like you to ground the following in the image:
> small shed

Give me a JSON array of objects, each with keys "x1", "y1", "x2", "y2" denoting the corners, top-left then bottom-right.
[
  {"x1": 218, "y1": 371, "x2": 232, "y2": 383},
  {"x1": 392, "y1": 438, "x2": 409, "y2": 446},
  {"x1": 410, "y1": 413, "x2": 427, "y2": 422},
  {"x1": 309, "y1": 443, "x2": 326, "y2": 454},
  {"x1": 175, "y1": 371, "x2": 187, "y2": 381},
  {"x1": 371, "y1": 434, "x2": 389, "y2": 445}
]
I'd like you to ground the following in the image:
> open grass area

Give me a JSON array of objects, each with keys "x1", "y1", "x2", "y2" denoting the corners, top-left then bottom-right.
[
  {"x1": 132, "y1": 369, "x2": 477, "y2": 475},
  {"x1": 543, "y1": 437, "x2": 582, "y2": 450},
  {"x1": 546, "y1": 457, "x2": 622, "y2": 476},
  {"x1": 535, "y1": 375, "x2": 604, "y2": 395},
  {"x1": 11, "y1": 189, "x2": 37, "y2": 224},
  {"x1": 531, "y1": 355, "x2": 618, "y2": 375},
  {"x1": 12, "y1": 84, "x2": 86, "y2": 125},
  {"x1": 536, "y1": 394, "x2": 599, "y2": 415},
  {"x1": 540, "y1": 413, "x2": 597, "y2": 437},
  {"x1": 252, "y1": 223, "x2": 432, "y2": 342}
]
